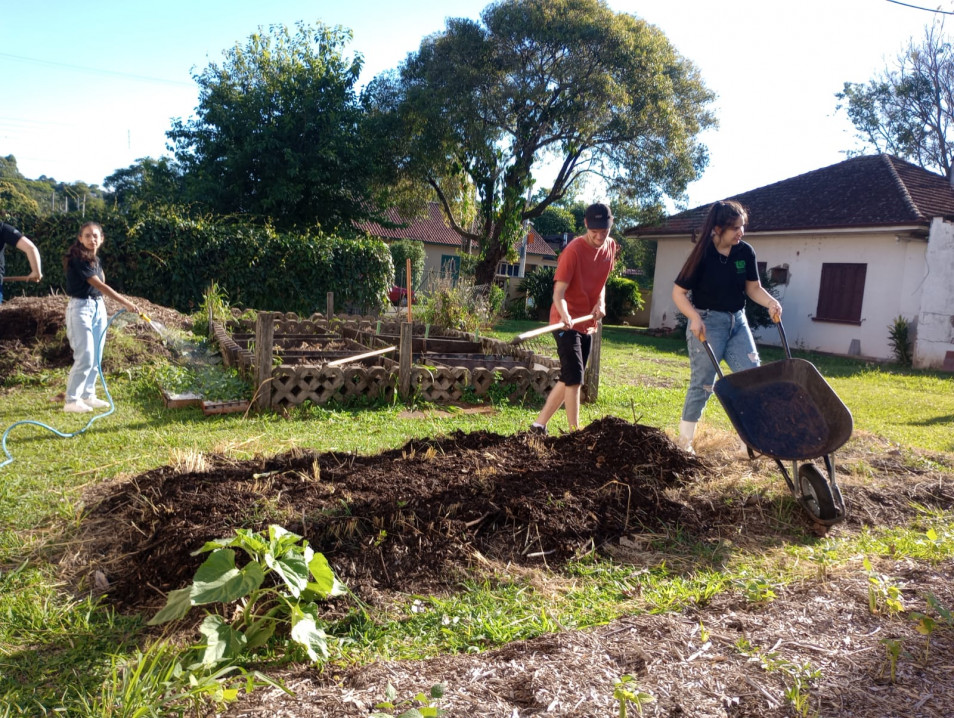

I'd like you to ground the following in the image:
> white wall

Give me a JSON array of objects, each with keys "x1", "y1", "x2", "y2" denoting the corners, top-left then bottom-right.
[
  {"x1": 915, "y1": 218, "x2": 954, "y2": 369},
  {"x1": 649, "y1": 230, "x2": 930, "y2": 361}
]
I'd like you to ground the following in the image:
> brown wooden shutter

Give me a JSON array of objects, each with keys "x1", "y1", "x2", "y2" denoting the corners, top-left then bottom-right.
[{"x1": 815, "y1": 263, "x2": 866, "y2": 323}]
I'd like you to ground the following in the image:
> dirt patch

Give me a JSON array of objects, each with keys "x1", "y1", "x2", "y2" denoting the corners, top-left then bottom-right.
[
  {"x1": 0, "y1": 295, "x2": 193, "y2": 380},
  {"x1": 72, "y1": 417, "x2": 703, "y2": 613},
  {"x1": 64, "y1": 419, "x2": 954, "y2": 718},
  {"x1": 12, "y1": 296, "x2": 953, "y2": 717}
]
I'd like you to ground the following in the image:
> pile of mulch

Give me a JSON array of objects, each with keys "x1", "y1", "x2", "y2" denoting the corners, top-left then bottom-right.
[
  {"x1": 219, "y1": 562, "x2": 954, "y2": 717},
  {"x1": 72, "y1": 416, "x2": 704, "y2": 614},
  {"x1": 0, "y1": 295, "x2": 192, "y2": 377}
]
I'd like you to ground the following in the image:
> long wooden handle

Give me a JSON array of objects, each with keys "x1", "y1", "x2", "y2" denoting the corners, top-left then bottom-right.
[
  {"x1": 516, "y1": 314, "x2": 595, "y2": 342},
  {"x1": 325, "y1": 346, "x2": 397, "y2": 367},
  {"x1": 2, "y1": 276, "x2": 32, "y2": 282}
]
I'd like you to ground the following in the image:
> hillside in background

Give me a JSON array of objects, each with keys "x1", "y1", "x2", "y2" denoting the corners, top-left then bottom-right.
[{"x1": 0, "y1": 154, "x2": 106, "y2": 218}]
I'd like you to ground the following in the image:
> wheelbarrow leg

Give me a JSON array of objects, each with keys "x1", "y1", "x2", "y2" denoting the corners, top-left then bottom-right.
[
  {"x1": 774, "y1": 457, "x2": 846, "y2": 526},
  {"x1": 822, "y1": 454, "x2": 847, "y2": 519}
]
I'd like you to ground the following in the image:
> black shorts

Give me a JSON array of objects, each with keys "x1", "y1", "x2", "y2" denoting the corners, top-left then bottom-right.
[{"x1": 554, "y1": 329, "x2": 591, "y2": 386}]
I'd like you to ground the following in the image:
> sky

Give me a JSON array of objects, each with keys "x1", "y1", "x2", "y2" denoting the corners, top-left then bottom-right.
[{"x1": 1, "y1": 0, "x2": 948, "y2": 209}]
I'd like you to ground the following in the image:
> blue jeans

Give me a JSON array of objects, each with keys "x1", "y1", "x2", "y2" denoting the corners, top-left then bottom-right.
[
  {"x1": 682, "y1": 309, "x2": 760, "y2": 422},
  {"x1": 66, "y1": 297, "x2": 107, "y2": 402}
]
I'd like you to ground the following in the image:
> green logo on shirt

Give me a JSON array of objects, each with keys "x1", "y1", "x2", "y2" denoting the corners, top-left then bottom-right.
[{"x1": 735, "y1": 260, "x2": 746, "y2": 272}]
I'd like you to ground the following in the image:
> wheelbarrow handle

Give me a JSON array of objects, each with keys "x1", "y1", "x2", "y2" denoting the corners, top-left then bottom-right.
[
  {"x1": 699, "y1": 329, "x2": 725, "y2": 380},
  {"x1": 774, "y1": 317, "x2": 792, "y2": 359}
]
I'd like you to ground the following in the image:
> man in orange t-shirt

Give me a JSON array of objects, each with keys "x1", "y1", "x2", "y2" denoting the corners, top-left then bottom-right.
[{"x1": 529, "y1": 202, "x2": 617, "y2": 434}]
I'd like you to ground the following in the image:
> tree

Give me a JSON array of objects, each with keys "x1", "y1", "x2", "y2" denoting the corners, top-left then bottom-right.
[
  {"x1": 168, "y1": 22, "x2": 385, "y2": 231},
  {"x1": 105, "y1": 157, "x2": 184, "y2": 213},
  {"x1": 0, "y1": 180, "x2": 39, "y2": 218},
  {"x1": 838, "y1": 22, "x2": 954, "y2": 179},
  {"x1": 366, "y1": 0, "x2": 715, "y2": 285},
  {"x1": 531, "y1": 205, "x2": 577, "y2": 236}
]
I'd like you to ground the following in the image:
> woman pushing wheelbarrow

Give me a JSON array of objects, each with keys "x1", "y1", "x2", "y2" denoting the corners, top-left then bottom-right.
[{"x1": 670, "y1": 200, "x2": 850, "y2": 526}]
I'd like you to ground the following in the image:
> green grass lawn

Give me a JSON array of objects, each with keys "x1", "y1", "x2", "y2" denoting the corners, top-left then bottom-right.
[{"x1": 1, "y1": 320, "x2": 952, "y2": 714}]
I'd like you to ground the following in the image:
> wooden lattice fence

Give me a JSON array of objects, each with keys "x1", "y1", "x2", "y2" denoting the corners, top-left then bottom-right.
[{"x1": 210, "y1": 311, "x2": 603, "y2": 409}]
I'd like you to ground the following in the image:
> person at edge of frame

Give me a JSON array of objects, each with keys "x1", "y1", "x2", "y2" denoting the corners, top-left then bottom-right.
[
  {"x1": 529, "y1": 202, "x2": 618, "y2": 435},
  {"x1": 0, "y1": 221, "x2": 43, "y2": 303},
  {"x1": 671, "y1": 199, "x2": 782, "y2": 454}
]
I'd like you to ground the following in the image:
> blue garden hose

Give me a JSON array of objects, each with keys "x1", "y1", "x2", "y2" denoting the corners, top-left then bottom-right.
[{"x1": 0, "y1": 308, "x2": 133, "y2": 469}]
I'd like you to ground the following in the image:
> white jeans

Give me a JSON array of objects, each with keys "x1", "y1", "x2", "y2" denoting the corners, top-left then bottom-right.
[{"x1": 65, "y1": 297, "x2": 107, "y2": 402}]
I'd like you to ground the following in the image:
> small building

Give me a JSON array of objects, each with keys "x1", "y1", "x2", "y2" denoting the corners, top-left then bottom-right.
[
  {"x1": 626, "y1": 155, "x2": 954, "y2": 370},
  {"x1": 357, "y1": 202, "x2": 558, "y2": 298}
]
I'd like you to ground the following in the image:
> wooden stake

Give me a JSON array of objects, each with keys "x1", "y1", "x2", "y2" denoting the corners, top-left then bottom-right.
[
  {"x1": 325, "y1": 346, "x2": 397, "y2": 367},
  {"x1": 406, "y1": 258, "x2": 412, "y2": 324}
]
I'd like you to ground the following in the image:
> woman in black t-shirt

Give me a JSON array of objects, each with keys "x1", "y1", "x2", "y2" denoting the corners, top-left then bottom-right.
[
  {"x1": 62, "y1": 222, "x2": 140, "y2": 413},
  {"x1": 671, "y1": 200, "x2": 782, "y2": 453}
]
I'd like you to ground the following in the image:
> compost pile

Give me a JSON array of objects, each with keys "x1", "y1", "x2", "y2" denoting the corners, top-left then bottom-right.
[
  {"x1": 79, "y1": 416, "x2": 703, "y2": 613},
  {"x1": 0, "y1": 295, "x2": 191, "y2": 377}
]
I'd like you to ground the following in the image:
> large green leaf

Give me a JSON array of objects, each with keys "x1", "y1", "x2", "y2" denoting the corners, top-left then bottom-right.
[
  {"x1": 289, "y1": 613, "x2": 328, "y2": 662},
  {"x1": 268, "y1": 524, "x2": 302, "y2": 554},
  {"x1": 243, "y1": 618, "x2": 277, "y2": 651},
  {"x1": 308, "y1": 551, "x2": 346, "y2": 598},
  {"x1": 197, "y1": 614, "x2": 247, "y2": 667},
  {"x1": 266, "y1": 547, "x2": 309, "y2": 598},
  {"x1": 147, "y1": 587, "x2": 193, "y2": 625},
  {"x1": 191, "y1": 549, "x2": 265, "y2": 605}
]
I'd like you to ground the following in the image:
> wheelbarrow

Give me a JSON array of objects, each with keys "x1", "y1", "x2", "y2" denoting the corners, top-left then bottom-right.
[{"x1": 701, "y1": 321, "x2": 852, "y2": 526}]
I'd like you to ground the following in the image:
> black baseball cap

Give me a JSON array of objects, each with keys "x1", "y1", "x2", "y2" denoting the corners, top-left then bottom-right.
[{"x1": 584, "y1": 203, "x2": 613, "y2": 229}]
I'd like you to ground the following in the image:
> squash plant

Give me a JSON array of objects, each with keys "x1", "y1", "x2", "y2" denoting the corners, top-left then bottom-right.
[{"x1": 149, "y1": 524, "x2": 347, "y2": 667}]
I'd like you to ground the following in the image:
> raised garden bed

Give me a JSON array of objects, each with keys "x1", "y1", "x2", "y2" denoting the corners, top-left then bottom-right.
[{"x1": 211, "y1": 313, "x2": 579, "y2": 409}]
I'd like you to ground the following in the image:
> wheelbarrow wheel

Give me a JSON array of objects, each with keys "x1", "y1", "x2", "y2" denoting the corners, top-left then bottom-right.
[{"x1": 798, "y1": 463, "x2": 839, "y2": 521}]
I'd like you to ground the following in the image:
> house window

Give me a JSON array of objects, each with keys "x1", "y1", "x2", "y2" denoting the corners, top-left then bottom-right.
[
  {"x1": 815, "y1": 263, "x2": 866, "y2": 324},
  {"x1": 497, "y1": 262, "x2": 520, "y2": 277},
  {"x1": 769, "y1": 265, "x2": 790, "y2": 285},
  {"x1": 758, "y1": 262, "x2": 790, "y2": 285},
  {"x1": 440, "y1": 255, "x2": 460, "y2": 280}
]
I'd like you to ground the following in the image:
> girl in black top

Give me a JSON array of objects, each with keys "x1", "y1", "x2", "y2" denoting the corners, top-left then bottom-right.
[
  {"x1": 62, "y1": 222, "x2": 140, "y2": 413},
  {"x1": 671, "y1": 200, "x2": 781, "y2": 453}
]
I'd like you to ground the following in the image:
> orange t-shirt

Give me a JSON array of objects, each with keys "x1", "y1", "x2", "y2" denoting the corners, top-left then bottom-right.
[{"x1": 548, "y1": 235, "x2": 617, "y2": 333}]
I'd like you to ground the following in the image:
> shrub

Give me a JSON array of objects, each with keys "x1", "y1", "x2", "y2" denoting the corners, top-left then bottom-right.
[
  {"x1": 888, "y1": 315, "x2": 913, "y2": 366},
  {"x1": 389, "y1": 239, "x2": 426, "y2": 291},
  {"x1": 418, "y1": 273, "x2": 501, "y2": 333},
  {"x1": 13, "y1": 209, "x2": 392, "y2": 316},
  {"x1": 604, "y1": 276, "x2": 643, "y2": 324},
  {"x1": 517, "y1": 266, "x2": 555, "y2": 320}
]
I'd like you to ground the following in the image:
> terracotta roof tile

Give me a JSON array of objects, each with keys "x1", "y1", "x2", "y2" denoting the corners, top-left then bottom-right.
[
  {"x1": 357, "y1": 203, "x2": 556, "y2": 258},
  {"x1": 628, "y1": 154, "x2": 954, "y2": 237}
]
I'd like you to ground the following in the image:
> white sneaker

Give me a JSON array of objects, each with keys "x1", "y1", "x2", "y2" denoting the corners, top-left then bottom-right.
[
  {"x1": 83, "y1": 397, "x2": 111, "y2": 409},
  {"x1": 64, "y1": 400, "x2": 93, "y2": 413}
]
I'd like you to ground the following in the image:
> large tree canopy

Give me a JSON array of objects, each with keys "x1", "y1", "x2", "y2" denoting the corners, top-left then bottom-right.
[
  {"x1": 838, "y1": 23, "x2": 954, "y2": 179},
  {"x1": 366, "y1": 0, "x2": 715, "y2": 284},
  {"x1": 104, "y1": 157, "x2": 184, "y2": 214},
  {"x1": 168, "y1": 22, "x2": 384, "y2": 232}
]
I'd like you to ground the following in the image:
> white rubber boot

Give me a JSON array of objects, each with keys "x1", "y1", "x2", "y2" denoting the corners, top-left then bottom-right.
[{"x1": 677, "y1": 420, "x2": 697, "y2": 454}]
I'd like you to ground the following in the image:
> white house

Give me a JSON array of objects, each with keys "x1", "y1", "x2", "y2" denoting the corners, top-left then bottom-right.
[{"x1": 626, "y1": 155, "x2": 954, "y2": 370}]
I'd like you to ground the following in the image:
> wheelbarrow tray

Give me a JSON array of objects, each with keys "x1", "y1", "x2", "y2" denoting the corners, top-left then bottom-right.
[{"x1": 713, "y1": 357, "x2": 853, "y2": 461}]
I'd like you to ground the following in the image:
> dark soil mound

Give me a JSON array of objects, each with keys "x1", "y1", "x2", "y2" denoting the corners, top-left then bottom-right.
[
  {"x1": 0, "y1": 295, "x2": 193, "y2": 377},
  {"x1": 77, "y1": 416, "x2": 704, "y2": 613}
]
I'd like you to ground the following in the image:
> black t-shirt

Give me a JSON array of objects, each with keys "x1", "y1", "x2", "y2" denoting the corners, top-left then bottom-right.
[
  {"x1": 675, "y1": 240, "x2": 759, "y2": 312},
  {"x1": 66, "y1": 255, "x2": 105, "y2": 299},
  {"x1": 0, "y1": 222, "x2": 24, "y2": 278}
]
